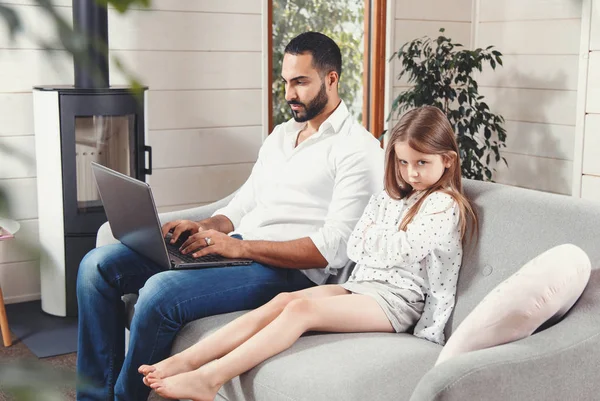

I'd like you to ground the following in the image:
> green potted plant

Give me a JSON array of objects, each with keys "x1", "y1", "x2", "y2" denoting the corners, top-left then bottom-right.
[
  {"x1": 390, "y1": 28, "x2": 506, "y2": 181},
  {"x1": 0, "y1": 2, "x2": 146, "y2": 399}
]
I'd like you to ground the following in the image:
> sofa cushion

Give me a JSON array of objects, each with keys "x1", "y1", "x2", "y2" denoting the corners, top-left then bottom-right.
[
  {"x1": 449, "y1": 181, "x2": 600, "y2": 339},
  {"x1": 170, "y1": 311, "x2": 442, "y2": 401},
  {"x1": 435, "y1": 243, "x2": 591, "y2": 366}
]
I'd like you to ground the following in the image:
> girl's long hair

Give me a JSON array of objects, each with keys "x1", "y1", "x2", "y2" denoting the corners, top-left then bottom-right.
[{"x1": 384, "y1": 106, "x2": 478, "y2": 240}]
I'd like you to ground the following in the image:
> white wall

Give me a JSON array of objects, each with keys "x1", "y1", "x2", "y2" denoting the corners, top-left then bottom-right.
[
  {"x1": 388, "y1": 0, "x2": 473, "y2": 126},
  {"x1": 108, "y1": 0, "x2": 265, "y2": 212},
  {"x1": 573, "y1": 0, "x2": 600, "y2": 202},
  {"x1": 0, "y1": 0, "x2": 266, "y2": 303},
  {"x1": 475, "y1": 0, "x2": 582, "y2": 194},
  {"x1": 389, "y1": 0, "x2": 583, "y2": 195},
  {"x1": 0, "y1": 1, "x2": 70, "y2": 304}
]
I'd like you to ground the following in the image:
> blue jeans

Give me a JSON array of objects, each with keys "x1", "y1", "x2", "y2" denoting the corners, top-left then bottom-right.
[{"x1": 76, "y1": 243, "x2": 315, "y2": 401}]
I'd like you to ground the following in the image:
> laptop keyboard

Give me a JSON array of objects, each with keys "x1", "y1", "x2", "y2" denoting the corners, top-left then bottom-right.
[{"x1": 165, "y1": 240, "x2": 227, "y2": 264}]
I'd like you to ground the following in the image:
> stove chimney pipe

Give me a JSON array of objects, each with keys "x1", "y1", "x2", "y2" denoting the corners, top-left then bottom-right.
[{"x1": 72, "y1": 0, "x2": 109, "y2": 88}]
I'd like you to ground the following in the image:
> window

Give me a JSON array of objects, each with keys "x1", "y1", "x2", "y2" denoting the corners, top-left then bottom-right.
[{"x1": 269, "y1": 0, "x2": 387, "y2": 137}]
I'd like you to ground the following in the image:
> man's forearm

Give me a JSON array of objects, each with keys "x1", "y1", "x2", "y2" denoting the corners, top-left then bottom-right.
[
  {"x1": 198, "y1": 214, "x2": 234, "y2": 234},
  {"x1": 239, "y1": 237, "x2": 328, "y2": 269}
]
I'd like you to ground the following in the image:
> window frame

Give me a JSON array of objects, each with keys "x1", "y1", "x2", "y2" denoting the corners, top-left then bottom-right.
[{"x1": 267, "y1": 0, "x2": 387, "y2": 137}]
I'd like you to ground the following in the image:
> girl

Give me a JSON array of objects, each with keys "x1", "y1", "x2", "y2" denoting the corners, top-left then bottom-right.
[{"x1": 139, "y1": 105, "x2": 477, "y2": 401}]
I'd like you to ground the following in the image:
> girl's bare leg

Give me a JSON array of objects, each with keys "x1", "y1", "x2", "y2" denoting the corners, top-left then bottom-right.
[
  {"x1": 139, "y1": 284, "x2": 349, "y2": 381},
  {"x1": 150, "y1": 293, "x2": 393, "y2": 401}
]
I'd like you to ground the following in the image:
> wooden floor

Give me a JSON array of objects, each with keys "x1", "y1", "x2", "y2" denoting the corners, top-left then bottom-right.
[
  {"x1": 0, "y1": 333, "x2": 162, "y2": 401},
  {"x1": 0, "y1": 333, "x2": 77, "y2": 400}
]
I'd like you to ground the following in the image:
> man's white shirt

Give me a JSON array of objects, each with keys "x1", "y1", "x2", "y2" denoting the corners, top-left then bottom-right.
[{"x1": 213, "y1": 101, "x2": 384, "y2": 284}]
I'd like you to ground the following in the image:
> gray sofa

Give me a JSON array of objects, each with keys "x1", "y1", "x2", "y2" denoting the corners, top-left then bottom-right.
[{"x1": 96, "y1": 179, "x2": 600, "y2": 401}]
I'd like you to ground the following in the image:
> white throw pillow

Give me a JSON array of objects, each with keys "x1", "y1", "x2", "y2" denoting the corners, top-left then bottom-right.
[{"x1": 435, "y1": 244, "x2": 591, "y2": 366}]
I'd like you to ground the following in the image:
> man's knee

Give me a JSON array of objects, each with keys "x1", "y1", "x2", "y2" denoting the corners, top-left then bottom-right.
[
  {"x1": 77, "y1": 246, "x2": 111, "y2": 292},
  {"x1": 77, "y1": 244, "x2": 138, "y2": 299},
  {"x1": 136, "y1": 272, "x2": 182, "y2": 322}
]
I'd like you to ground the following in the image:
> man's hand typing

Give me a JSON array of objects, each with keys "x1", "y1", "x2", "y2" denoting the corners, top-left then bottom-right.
[
  {"x1": 179, "y1": 229, "x2": 247, "y2": 259},
  {"x1": 161, "y1": 220, "x2": 203, "y2": 244}
]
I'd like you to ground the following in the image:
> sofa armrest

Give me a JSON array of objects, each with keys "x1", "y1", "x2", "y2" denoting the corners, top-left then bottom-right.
[
  {"x1": 410, "y1": 268, "x2": 600, "y2": 401},
  {"x1": 95, "y1": 191, "x2": 237, "y2": 247}
]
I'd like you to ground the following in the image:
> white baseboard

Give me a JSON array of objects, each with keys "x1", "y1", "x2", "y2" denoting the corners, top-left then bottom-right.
[{"x1": 4, "y1": 292, "x2": 41, "y2": 304}]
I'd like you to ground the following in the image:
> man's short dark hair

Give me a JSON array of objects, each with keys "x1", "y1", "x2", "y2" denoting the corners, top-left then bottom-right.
[{"x1": 284, "y1": 32, "x2": 342, "y2": 78}]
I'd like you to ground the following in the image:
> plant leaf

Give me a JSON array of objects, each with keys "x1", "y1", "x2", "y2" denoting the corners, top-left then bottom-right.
[{"x1": 0, "y1": 5, "x2": 22, "y2": 39}]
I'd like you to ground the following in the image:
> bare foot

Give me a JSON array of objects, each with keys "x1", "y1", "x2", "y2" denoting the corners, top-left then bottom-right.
[
  {"x1": 138, "y1": 364, "x2": 156, "y2": 376},
  {"x1": 143, "y1": 374, "x2": 161, "y2": 387},
  {"x1": 150, "y1": 369, "x2": 221, "y2": 401},
  {"x1": 145, "y1": 372, "x2": 162, "y2": 386},
  {"x1": 138, "y1": 353, "x2": 197, "y2": 380}
]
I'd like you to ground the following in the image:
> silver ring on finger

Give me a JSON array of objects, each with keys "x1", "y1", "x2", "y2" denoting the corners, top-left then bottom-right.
[{"x1": 204, "y1": 237, "x2": 212, "y2": 246}]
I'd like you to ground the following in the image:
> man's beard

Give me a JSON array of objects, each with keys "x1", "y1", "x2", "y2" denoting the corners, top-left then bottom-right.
[{"x1": 288, "y1": 82, "x2": 328, "y2": 123}]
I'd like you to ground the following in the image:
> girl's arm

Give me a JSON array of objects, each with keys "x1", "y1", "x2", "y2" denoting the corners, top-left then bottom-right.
[
  {"x1": 347, "y1": 192, "x2": 384, "y2": 262},
  {"x1": 412, "y1": 255, "x2": 461, "y2": 345},
  {"x1": 351, "y1": 192, "x2": 459, "y2": 269}
]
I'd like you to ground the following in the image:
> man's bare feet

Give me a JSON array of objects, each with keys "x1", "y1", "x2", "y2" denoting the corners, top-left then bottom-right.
[
  {"x1": 150, "y1": 369, "x2": 221, "y2": 401},
  {"x1": 138, "y1": 353, "x2": 198, "y2": 381}
]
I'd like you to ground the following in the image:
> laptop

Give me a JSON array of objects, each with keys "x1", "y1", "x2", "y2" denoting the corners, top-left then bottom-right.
[{"x1": 91, "y1": 162, "x2": 253, "y2": 270}]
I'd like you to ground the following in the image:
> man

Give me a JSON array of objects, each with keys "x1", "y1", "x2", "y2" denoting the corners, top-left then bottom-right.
[{"x1": 76, "y1": 31, "x2": 383, "y2": 401}]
